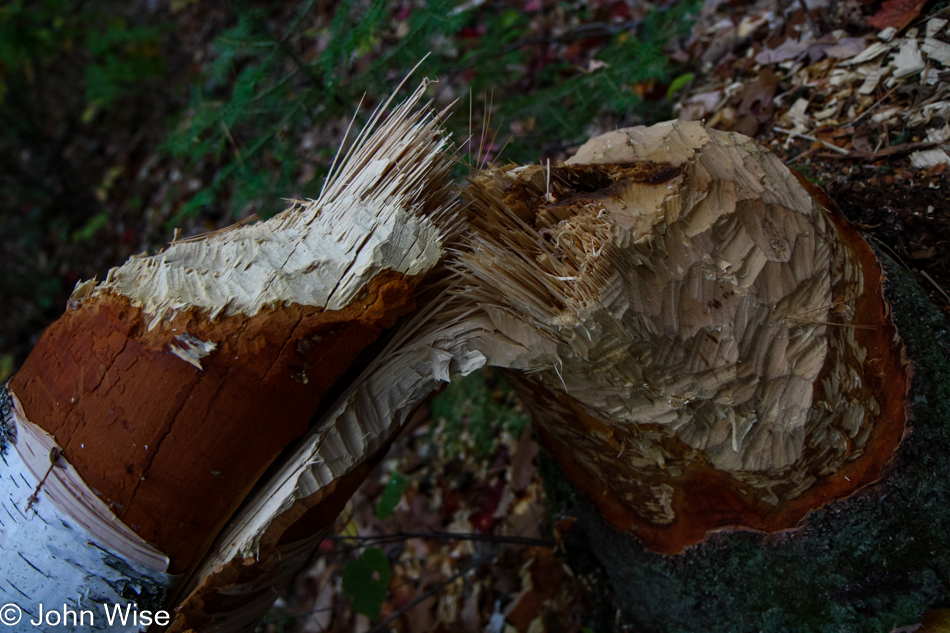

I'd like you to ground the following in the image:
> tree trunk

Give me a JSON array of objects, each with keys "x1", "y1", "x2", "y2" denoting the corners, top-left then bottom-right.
[
  {"x1": 451, "y1": 122, "x2": 935, "y2": 630},
  {"x1": 2, "y1": 92, "x2": 935, "y2": 632},
  {"x1": 0, "y1": 80, "x2": 460, "y2": 632},
  {"x1": 542, "y1": 259, "x2": 950, "y2": 632}
]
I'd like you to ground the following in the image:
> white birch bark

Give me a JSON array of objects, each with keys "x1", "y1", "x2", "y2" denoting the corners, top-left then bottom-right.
[{"x1": 0, "y1": 386, "x2": 175, "y2": 632}]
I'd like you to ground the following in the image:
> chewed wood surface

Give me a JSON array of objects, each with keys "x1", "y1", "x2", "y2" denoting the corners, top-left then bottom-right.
[{"x1": 457, "y1": 121, "x2": 908, "y2": 552}]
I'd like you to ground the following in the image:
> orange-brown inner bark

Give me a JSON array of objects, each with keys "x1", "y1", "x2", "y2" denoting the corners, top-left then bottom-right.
[{"x1": 9, "y1": 270, "x2": 416, "y2": 573}]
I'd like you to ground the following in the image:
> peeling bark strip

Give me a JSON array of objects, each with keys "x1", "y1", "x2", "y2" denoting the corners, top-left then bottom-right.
[
  {"x1": 0, "y1": 386, "x2": 174, "y2": 632},
  {"x1": 5, "y1": 74, "x2": 455, "y2": 615},
  {"x1": 458, "y1": 120, "x2": 908, "y2": 553}
]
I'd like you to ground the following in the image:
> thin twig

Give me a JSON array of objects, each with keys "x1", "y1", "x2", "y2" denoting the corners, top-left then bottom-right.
[
  {"x1": 846, "y1": 87, "x2": 898, "y2": 126},
  {"x1": 774, "y1": 126, "x2": 850, "y2": 155},
  {"x1": 814, "y1": 140, "x2": 939, "y2": 161},
  {"x1": 220, "y1": 121, "x2": 244, "y2": 165},
  {"x1": 919, "y1": 270, "x2": 950, "y2": 306},
  {"x1": 325, "y1": 529, "x2": 555, "y2": 548}
]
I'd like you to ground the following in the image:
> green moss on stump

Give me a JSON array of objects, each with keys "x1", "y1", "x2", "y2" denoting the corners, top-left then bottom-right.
[{"x1": 542, "y1": 257, "x2": 950, "y2": 633}]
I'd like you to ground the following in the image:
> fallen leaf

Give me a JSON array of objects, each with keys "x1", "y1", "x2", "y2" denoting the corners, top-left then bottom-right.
[
  {"x1": 825, "y1": 37, "x2": 868, "y2": 58},
  {"x1": 852, "y1": 126, "x2": 874, "y2": 154},
  {"x1": 911, "y1": 247, "x2": 936, "y2": 259},
  {"x1": 510, "y1": 430, "x2": 540, "y2": 493},
  {"x1": 375, "y1": 472, "x2": 409, "y2": 520},
  {"x1": 342, "y1": 548, "x2": 391, "y2": 620},
  {"x1": 755, "y1": 38, "x2": 810, "y2": 63},
  {"x1": 868, "y1": 0, "x2": 926, "y2": 32},
  {"x1": 737, "y1": 68, "x2": 780, "y2": 118}
]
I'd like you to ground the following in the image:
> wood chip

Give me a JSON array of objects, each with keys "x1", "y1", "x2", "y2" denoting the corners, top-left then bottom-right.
[
  {"x1": 910, "y1": 148, "x2": 950, "y2": 168},
  {"x1": 922, "y1": 37, "x2": 950, "y2": 66},
  {"x1": 893, "y1": 38, "x2": 926, "y2": 78},
  {"x1": 926, "y1": 18, "x2": 948, "y2": 38},
  {"x1": 841, "y1": 41, "x2": 892, "y2": 66},
  {"x1": 858, "y1": 66, "x2": 884, "y2": 94},
  {"x1": 878, "y1": 26, "x2": 899, "y2": 41}
]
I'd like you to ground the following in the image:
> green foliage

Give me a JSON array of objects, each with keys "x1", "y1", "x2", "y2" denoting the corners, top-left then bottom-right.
[
  {"x1": 160, "y1": 0, "x2": 700, "y2": 223},
  {"x1": 0, "y1": 0, "x2": 163, "y2": 109},
  {"x1": 84, "y1": 17, "x2": 164, "y2": 110},
  {"x1": 375, "y1": 472, "x2": 409, "y2": 520},
  {"x1": 71, "y1": 212, "x2": 110, "y2": 243},
  {"x1": 161, "y1": 4, "x2": 323, "y2": 224},
  {"x1": 342, "y1": 547, "x2": 391, "y2": 620},
  {"x1": 0, "y1": 1, "x2": 167, "y2": 359},
  {"x1": 431, "y1": 369, "x2": 530, "y2": 457},
  {"x1": 793, "y1": 164, "x2": 826, "y2": 186}
]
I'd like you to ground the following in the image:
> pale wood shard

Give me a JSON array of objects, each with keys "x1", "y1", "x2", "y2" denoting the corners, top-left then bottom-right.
[{"x1": 170, "y1": 288, "x2": 533, "y2": 630}]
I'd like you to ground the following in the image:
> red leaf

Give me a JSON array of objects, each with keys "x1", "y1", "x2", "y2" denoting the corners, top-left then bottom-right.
[{"x1": 868, "y1": 0, "x2": 926, "y2": 31}]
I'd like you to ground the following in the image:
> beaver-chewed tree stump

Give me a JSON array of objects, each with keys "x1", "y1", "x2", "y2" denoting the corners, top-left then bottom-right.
[
  {"x1": 1, "y1": 84, "x2": 938, "y2": 633},
  {"x1": 456, "y1": 122, "x2": 937, "y2": 633}
]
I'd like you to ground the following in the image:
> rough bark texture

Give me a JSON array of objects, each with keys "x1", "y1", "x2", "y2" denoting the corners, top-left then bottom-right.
[{"x1": 542, "y1": 256, "x2": 949, "y2": 632}]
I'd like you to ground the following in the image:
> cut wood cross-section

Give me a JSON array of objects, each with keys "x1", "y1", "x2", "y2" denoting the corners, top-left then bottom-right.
[
  {"x1": 0, "y1": 90, "x2": 914, "y2": 631},
  {"x1": 457, "y1": 121, "x2": 908, "y2": 554}
]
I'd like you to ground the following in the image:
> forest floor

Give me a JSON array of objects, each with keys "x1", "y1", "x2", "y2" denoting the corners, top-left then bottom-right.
[{"x1": 4, "y1": 0, "x2": 950, "y2": 632}]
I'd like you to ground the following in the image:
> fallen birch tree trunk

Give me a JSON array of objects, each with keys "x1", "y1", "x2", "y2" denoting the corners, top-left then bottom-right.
[
  {"x1": 2, "y1": 85, "x2": 939, "y2": 632},
  {"x1": 0, "y1": 80, "x2": 459, "y2": 631}
]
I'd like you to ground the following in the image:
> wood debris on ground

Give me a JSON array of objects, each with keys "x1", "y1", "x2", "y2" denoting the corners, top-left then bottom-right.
[{"x1": 671, "y1": 0, "x2": 950, "y2": 313}]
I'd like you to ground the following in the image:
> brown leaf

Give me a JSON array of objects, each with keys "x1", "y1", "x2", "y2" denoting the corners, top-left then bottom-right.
[
  {"x1": 852, "y1": 126, "x2": 874, "y2": 154},
  {"x1": 737, "y1": 68, "x2": 780, "y2": 117},
  {"x1": 868, "y1": 0, "x2": 926, "y2": 31},
  {"x1": 510, "y1": 430, "x2": 540, "y2": 493}
]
